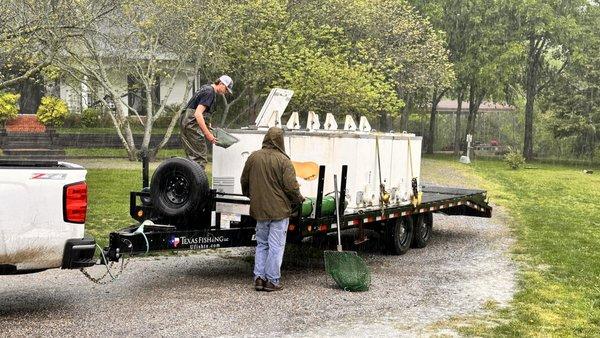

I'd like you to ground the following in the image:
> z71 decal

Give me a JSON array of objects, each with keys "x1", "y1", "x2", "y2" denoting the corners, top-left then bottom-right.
[{"x1": 31, "y1": 173, "x2": 67, "y2": 180}]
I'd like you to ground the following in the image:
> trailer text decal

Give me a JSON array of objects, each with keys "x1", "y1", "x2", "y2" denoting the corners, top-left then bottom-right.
[{"x1": 177, "y1": 235, "x2": 230, "y2": 250}]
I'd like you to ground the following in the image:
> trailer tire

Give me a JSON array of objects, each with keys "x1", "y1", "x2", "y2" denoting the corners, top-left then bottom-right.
[
  {"x1": 386, "y1": 216, "x2": 413, "y2": 255},
  {"x1": 411, "y1": 213, "x2": 433, "y2": 248},
  {"x1": 150, "y1": 157, "x2": 209, "y2": 218}
]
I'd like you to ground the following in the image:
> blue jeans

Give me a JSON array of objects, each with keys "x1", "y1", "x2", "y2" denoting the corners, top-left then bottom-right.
[{"x1": 254, "y1": 218, "x2": 288, "y2": 285}]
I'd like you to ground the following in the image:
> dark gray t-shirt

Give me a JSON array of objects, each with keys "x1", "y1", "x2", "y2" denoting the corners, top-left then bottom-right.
[{"x1": 182, "y1": 84, "x2": 216, "y2": 131}]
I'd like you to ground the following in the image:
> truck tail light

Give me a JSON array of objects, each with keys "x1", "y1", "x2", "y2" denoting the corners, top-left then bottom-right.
[{"x1": 63, "y1": 181, "x2": 87, "y2": 223}]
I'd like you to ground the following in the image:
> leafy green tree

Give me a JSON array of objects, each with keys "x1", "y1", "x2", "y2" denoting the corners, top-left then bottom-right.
[
  {"x1": 54, "y1": 0, "x2": 224, "y2": 160},
  {"x1": 217, "y1": 0, "x2": 450, "y2": 130},
  {"x1": 314, "y1": 0, "x2": 454, "y2": 131},
  {"x1": 276, "y1": 52, "x2": 403, "y2": 119},
  {"x1": 0, "y1": 0, "x2": 116, "y2": 89},
  {"x1": 505, "y1": 0, "x2": 586, "y2": 160},
  {"x1": 540, "y1": 6, "x2": 600, "y2": 161},
  {"x1": 211, "y1": 0, "x2": 290, "y2": 126},
  {"x1": 413, "y1": 0, "x2": 522, "y2": 154}
]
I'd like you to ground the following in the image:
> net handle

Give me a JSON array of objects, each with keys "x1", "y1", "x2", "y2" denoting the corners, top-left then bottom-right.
[{"x1": 334, "y1": 174, "x2": 343, "y2": 252}]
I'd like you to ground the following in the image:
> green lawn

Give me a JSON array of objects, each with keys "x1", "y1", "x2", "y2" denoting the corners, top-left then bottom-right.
[
  {"x1": 428, "y1": 156, "x2": 600, "y2": 336},
  {"x1": 85, "y1": 168, "x2": 144, "y2": 248}
]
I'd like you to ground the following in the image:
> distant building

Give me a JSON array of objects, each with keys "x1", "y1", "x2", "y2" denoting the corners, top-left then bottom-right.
[
  {"x1": 56, "y1": 72, "x2": 202, "y2": 115},
  {"x1": 435, "y1": 99, "x2": 514, "y2": 114}
]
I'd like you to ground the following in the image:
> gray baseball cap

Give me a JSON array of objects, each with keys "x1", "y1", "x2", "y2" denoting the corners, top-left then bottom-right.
[{"x1": 219, "y1": 75, "x2": 233, "y2": 94}]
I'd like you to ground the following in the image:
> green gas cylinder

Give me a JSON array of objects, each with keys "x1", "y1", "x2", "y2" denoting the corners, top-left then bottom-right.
[{"x1": 301, "y1": 196, "x2": 338, "y2": 217}]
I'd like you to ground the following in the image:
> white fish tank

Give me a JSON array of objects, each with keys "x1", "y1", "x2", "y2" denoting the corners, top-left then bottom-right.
[{"x1": 212, "y1": 89, "x2": 422, "y2": 214}]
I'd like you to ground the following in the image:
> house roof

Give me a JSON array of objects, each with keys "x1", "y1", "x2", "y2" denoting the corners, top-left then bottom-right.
[{"x1": 436, "y1": 99, "x2": 515, "y2": 113}]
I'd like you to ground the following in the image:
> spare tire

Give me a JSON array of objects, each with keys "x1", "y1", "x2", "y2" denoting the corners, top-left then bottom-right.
[{"x1": 150, "y1": 157, "x2": 209, "y2": 218}]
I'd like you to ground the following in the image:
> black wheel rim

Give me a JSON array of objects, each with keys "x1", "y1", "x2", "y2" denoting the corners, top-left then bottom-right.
[
  {"x1": 163, "y1": 171, "x2": 190, "y2": 205},
  {"x1": 419, "y1": 218, "x2": 430, "y2": 240},
  {"x1": 398, "y1": 220, "x2": 409, "y2": 246}
]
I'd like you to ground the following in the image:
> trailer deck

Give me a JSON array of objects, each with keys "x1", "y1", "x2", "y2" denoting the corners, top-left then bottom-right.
[
  {"x1": 288, "y1": 185, "x2": 490, "y2": 239},
  {"x1": 103, "y1": 176, "x2": 491, "y2": 261}
]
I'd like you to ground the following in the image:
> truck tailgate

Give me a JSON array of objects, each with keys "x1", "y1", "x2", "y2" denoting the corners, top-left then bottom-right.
[{"x1": 0, "y1": 164, "x2": 87, "y2": 271}]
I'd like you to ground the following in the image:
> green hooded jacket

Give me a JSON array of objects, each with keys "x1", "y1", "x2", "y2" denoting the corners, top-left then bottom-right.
[{"x1": 240, "y1": 127, "x2": 304, "y2": 221}]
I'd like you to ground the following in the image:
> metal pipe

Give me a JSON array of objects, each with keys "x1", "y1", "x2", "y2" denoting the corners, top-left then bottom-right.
[{"x1": 142, "y1": 152, "x2": 149, "y2": 188}]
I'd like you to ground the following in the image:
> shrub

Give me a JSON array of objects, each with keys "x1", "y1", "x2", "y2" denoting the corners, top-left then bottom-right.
[
  {"x1": 504, "y1": 147, "x2": 526, "y2": 170},
  {"x1": 100, "y1": 109, "x2": 114, "y2": 127},
  {"x1": 0, "y1": 92, "x2": 20, "y2": 127},
  {"x1": 36, "y1": 96, "x2": 69, "y2": 127},
  {"x1": 62, "y1": 112, "x2": 82, "y2": 128},
  {"x1": 81, "y1": 107, "x2": 101, "y2": 127}
]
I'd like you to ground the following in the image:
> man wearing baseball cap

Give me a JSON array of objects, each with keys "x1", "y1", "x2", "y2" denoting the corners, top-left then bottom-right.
[{"x1": 180, "y1": 75, "x2": 233, "y2": 169}]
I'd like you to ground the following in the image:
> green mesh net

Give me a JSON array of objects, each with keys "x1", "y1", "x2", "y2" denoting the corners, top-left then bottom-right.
[
  {"x1": 213, "y1": 127, "x2": 239, "y2": 148},
  {"x1": 324, "y1": 250, "x2": 371, "y2": 292}
]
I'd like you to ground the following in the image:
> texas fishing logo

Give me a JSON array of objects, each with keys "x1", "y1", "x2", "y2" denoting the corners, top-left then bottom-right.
[{"x1": 168, "y1": 236, "x2": 181, "y2": 248}]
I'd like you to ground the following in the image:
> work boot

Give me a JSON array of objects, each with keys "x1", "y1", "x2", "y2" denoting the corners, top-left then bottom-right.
[
  {"x1": 264, "y1": 281, "x2": 283, "y2": 292},
  {"x1": 254, "y1": 278, "x2": 265, "y2": 291}
]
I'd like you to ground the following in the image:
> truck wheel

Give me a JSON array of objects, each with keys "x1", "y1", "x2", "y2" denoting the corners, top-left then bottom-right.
[
  {"x1": 150, "y1": 157, "x2": 209, "y2": 218},
  {"x1": 386, "y1": 216, "x2": 413, "y2": 255},
  {"x1": 411, "y1": 213, "x2": 433, "y2": 248}
]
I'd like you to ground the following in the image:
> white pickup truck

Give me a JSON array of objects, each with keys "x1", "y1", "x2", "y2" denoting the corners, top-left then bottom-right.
[{"x1": 0, "y1": 160, "x2": 96, "y2": 274}]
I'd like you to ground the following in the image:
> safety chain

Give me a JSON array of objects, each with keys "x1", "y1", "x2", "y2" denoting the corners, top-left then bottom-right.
[
  {"x1": 79, "y1": 257, "x2": 131, "y2": 285},
  {"x1": 79, "y1": 241, "x2": 133, "y2": 285}
]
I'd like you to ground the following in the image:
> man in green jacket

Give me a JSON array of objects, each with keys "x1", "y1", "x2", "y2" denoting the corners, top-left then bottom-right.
[{"x1": 240, "y1": 127, "x2": 304, "y2": 292}]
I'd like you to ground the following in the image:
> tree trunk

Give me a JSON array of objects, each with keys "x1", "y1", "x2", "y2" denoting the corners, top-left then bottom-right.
[
  {"x1": 464, "y1": 84, "x2": 485, "y2": 153},
  {"x1": 376, "y1": 112, "x2": 393, "y2": 132},
  {"x1": 453, "y1": 89, "x2": 464, "y2": 155},
  {"x1": 141, "y1": 85, "x2": 153, "y2": 155},
  {"x1": 221, "y1": 101, "x2": 231, "y2": 125},
  {"x1": 523, "y1": 36, "x2": 540, "y2": 161},
  {"x1": 427, "y1": 88, "x2": 446, "y2": 154},
  {"x1": 123, "y1": 122, "x2": 136, "y2": 161},
  {"x1": 18, "y1": 77, "x2": 44, "y2": 114},
  {"x1": 400, "y1": 95, "x2": 413, "y2": 132},
  {"x1": 106, "y1": 93, "x2": 137, "y2": 161},
  {"x1": 588, "y1": 125, "x2": 596, "y2": 163},
  {"x1": 385, "y1": 112, "x2": 393, "y2": 132},
  {"x1": 464, "y1": 85, "x2": 476, "y2": 153},
  {"x1": 427, "y1": 92, "x2": 437, "y2": 154},
  {"x1": 248, "y1": 90, "x2": 260, "y2": 124}
]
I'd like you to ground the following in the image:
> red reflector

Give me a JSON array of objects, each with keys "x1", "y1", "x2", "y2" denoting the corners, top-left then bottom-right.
[
  {"x1": 64, "y1": 181, "x2": 87, "y2": 223},
  {"x1": 319, "y1": 224, "x2": 328, "y2": 232}
]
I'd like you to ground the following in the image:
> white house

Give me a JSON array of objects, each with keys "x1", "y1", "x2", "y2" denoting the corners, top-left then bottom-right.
[{"x1": 58, "y1": 71, "x2": 202, "y2": 115}]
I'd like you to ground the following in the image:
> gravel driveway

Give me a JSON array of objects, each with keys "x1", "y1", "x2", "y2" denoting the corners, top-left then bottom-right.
[{"x1": 0, "y1": 159, "x2": 515, "y2": 336}]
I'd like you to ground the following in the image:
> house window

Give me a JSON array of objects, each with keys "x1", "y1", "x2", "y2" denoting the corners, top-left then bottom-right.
[{"x1": 127, "y1": 75, "x2": 160, "y2": 116}]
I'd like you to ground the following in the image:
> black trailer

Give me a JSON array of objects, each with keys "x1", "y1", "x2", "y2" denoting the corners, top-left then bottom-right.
[{"x1": 102, "y1": 158, "x2": 491, "y2": 262}]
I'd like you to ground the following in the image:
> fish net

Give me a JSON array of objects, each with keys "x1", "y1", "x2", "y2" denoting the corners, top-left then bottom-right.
[
  {"x1": 213, "y1": 127, "x2": 239, "y2": 148},
  {"x1": 324, "y1": 250, "x2": 371, "y2": 292}
]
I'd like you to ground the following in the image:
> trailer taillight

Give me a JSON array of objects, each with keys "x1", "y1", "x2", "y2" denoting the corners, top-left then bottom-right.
[{"x1": 63, "y1": 181, "x2": 87, "y2": 223}]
